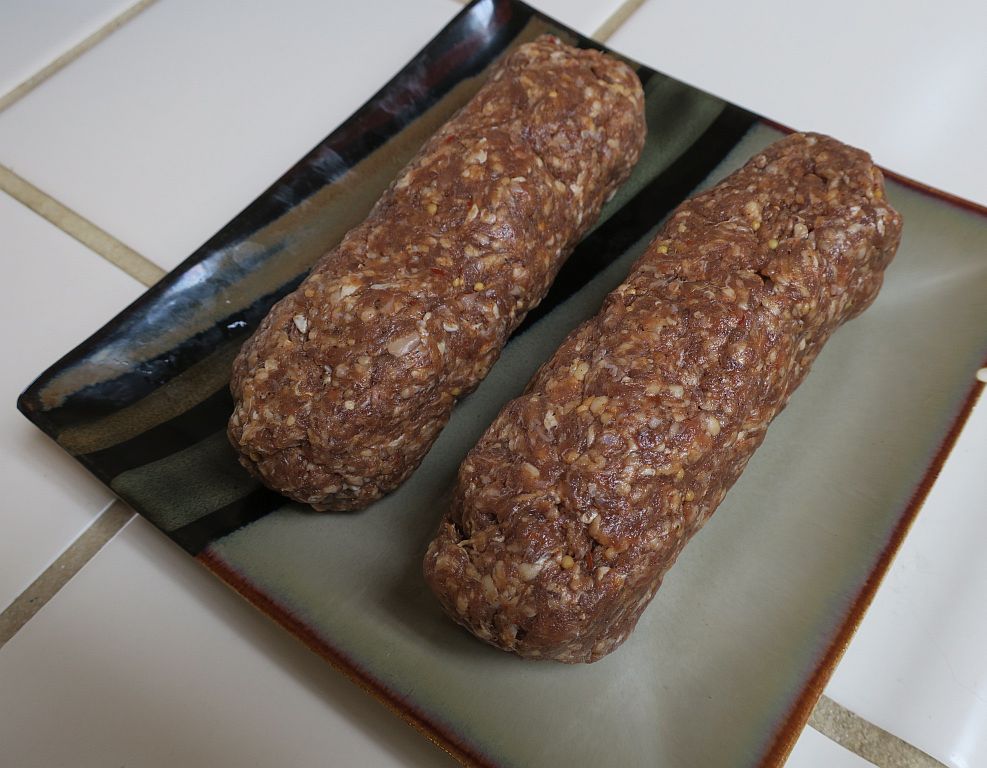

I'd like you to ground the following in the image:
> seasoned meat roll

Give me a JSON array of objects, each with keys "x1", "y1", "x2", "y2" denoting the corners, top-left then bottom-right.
[
  {"x1": 424, "y1": 133, "x2": 903, "y2": 662},
  {"x1": 228, "y1": 36, "x2": 646, "y2": 511}
]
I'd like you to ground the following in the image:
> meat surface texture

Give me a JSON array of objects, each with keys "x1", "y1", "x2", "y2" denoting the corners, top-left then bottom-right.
[
  {"x1": 228, "y1": 36, "x2": 646, "y2": 510},
  {"x1": 424, "y1": 132, "x2": 903, "y2": 662}
]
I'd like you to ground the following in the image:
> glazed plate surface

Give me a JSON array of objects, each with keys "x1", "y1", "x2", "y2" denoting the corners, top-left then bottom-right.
[{"x1": 18, "y1": 1, "x2": 987, "y2": 765}]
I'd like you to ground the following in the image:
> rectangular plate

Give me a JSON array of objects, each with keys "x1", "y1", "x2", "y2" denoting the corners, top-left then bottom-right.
[{"x1": 18, "y1": 1, "x2": 987, "y2": 765}]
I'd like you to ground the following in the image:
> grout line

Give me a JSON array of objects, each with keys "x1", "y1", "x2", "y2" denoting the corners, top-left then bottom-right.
[
  {"x1": 0, "y1": 0, "x2": 159, "y2": 114},
  {"x1": 809, "y1": 695, "x2": 948, "y2": 768},
  {"x1": 0, "y1": 501, "x2": 134, "y2": 649},
  {"x1": 0, "y1": 165, "x2": 165, "y2": 287},
  {"x1": 0, "y1": 1, "x2": 163, "y2": 648},
  {"x1": 592, "y1": 0, "x2": 649, "y2": 42}
]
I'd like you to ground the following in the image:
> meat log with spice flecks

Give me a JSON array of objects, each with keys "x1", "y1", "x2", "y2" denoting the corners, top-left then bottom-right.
[
  {"x1": 424, "y1": 132, "x2": 903, "y2": 662},
  {"x1": 228, "y1": 36, "x2": 646, "y2": 511}
]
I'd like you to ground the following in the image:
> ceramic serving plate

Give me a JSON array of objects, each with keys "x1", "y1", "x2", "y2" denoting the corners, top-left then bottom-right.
[{"x1": 17, "y1": 1, "x2": 987, "y2": 765}]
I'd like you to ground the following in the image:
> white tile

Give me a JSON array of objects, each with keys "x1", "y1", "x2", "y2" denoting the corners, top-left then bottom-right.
[
  {"x1": 524, "y1": 0, "x2": 627, "y2": 36},
  {"x1": 609, "y1": 0, "x2": 987, "y2": 206},
  {"x1": 0, "y1": 0, "x2": 460, "y2": 271},
  {"x1": 0, "y1": 192, "x2": 143, "y2": 611},
  {"x1": 0, "y1": 516, "x2": 456, "y2": 768},
  {"x1": 0, "y1": 0, "x2": 136, "y2": 98},
  {"x1": 786, "y1": 726, "x2": 875, "y2": 768},
  {"x1": 825, "y1": 395, "x2": 987, "y2": 768}
]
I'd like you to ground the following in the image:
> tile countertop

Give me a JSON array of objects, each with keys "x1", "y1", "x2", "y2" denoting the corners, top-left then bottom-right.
[{"x1": 0, "y1": 1, "x2": 984, "y2": 767}]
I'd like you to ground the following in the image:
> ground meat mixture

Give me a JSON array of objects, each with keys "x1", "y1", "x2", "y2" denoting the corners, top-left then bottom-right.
[
  {"x1": 228, "y1": 37, "x2": 646, "y2": 510},
  {"x1": 424, "y1": 133, "x2": 903, "y2": 662}
]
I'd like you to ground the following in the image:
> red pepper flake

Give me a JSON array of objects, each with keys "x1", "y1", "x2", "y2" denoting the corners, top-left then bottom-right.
[
  {"x1": 444, "y1": 134, "x2": 456, "y2": 144},
  {"x1": 430, "y1": 267, "x2": 446, "y2": 277},
  {"x1": 585, "y1": 550, "x2": 594, "y2": 570}
]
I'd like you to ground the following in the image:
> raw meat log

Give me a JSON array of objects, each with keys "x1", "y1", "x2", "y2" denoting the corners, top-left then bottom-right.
[
  {"x1": 424, "y1": 133, "x2": 903, "y2": 662},
  {"x1": 229, "y1": 37, "x2": 646, "y2": 510}
]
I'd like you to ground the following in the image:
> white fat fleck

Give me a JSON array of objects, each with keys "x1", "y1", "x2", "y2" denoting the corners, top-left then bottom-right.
[
  {"x1": 386, "y1": 333, "x2": 420, "y2": 357},
  {"x1": 517, "y1": 562, "x2": 544, "y2": 582},
  {"x1": 521, "y1": 462, "x2": 541, "y2": 479},
  {"x1": 292, "y1": 314, "x2": 308, "y2": 334},
  {"x1": 481, "y1": 574, "x2": 498, "y2": 602}
]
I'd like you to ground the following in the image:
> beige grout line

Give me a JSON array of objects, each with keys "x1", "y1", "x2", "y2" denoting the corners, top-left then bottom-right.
[
  {"x1": 0, "y1": 164, "x2": 165, "y2": 287},
  {"x1": 810, "y1": 695, "x2": 948, "y2": 768},
  {"x1": 0, "y1": 0, "x2": 159, "y2": 115},
  {"x1": 0, "y1": 1, "x2": 165, "y2": 645},
  {"x1": 0, "y1": 0, "x2": 167, "y2": 287},
  {"x1": 592, "y1": 0, "x2": 648, "y2": 42},
  {"x1": 0, "y1": 501, "x2": 134, "y2": 649},
  {"x1": 0, "y1": 0, "x2": 168, "y2": 658}
]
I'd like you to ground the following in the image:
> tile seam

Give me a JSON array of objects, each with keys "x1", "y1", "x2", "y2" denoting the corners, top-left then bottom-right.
[
  {"x1": 0, "y1": 501, "x2": 134, "y2": 649},
  {"x1": 0, "y1": 0, "x2": 159, "y2": 115},
  {"x1": 0, "y1": 165, "x2": 165, "y2": 287},
  {"x1": 592, "y1": 0, "x2": 648, "y2": 42},
  {"x1": 809, "y1": 695, "x2": 948, "y2": 768}
]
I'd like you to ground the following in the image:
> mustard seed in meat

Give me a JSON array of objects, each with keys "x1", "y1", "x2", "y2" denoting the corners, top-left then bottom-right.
[
  {"x1": 424, "y1": 133, "x2": 903, "y2": 662},
  {"x1": 228, "y1": 37, "x2": 646, "y2": 511}
]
